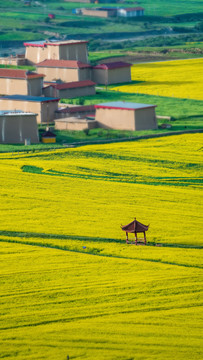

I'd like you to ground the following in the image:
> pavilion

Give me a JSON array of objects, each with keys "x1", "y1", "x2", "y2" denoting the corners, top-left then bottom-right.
[{"x1": 121, "y1": 218, "x2": 149, "y2": 245}]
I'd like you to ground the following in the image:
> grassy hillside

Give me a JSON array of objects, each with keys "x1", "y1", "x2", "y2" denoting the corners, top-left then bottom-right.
[
  {"x1": 0, "y1": 0, "x2": 202, "y2": 43},
  {"x1": 0, "y1": 133, "x2": 202, "y2": 359}
]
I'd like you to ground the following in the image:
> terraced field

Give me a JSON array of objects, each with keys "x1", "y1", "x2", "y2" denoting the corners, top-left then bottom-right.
[{"x1": 0, "y1": 133, "x2": 202, "y2": 359}]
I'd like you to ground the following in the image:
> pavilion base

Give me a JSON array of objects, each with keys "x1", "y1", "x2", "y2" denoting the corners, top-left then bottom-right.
[{"x1": 126, "y1": 231, "x2": 147, "y2": 245}]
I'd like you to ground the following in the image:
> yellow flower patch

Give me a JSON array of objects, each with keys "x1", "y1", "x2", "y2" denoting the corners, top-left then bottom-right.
[{"x1": 112, "y1": 59, "x2": 203, "y2": 100}]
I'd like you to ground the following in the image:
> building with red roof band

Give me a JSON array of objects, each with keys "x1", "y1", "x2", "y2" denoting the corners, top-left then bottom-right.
[
  {"x1": 43, "y1": 80, "x2": 96, "y2": 99},
  {"x1": 36, "y1": 59, "x2": 91, "y2": 83},
  {"x1": 0, "y1": 69, "x2": 44, "y2": 96},
  {"x1": 92, "y1": 61, "x2": 132, "y2": 85},
  {"x1": 95, "y1": 101, "x2": 157, "y2": 131},
  {"x1": 24, "y1": 40, "x2": 89, "y2": 65},
  {"x1": 0, "y1": 95, "x2": 59, "y2": 124}
]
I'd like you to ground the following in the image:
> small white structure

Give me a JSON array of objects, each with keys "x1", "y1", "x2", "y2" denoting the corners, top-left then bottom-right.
[
  {"x1": 55, "y1": 117, "x2": 97, "y2": 131},
  {"x1": 0, "y1": 110, "x2": 39, "y2": 144},
  {"x1": 118, "y1": 7, "x2": 145, "y2": 17}
]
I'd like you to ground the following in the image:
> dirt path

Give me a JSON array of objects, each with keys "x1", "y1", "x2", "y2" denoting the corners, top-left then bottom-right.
[{"x1": 97, "y1": 53, "x2": 203, "y2": 64}]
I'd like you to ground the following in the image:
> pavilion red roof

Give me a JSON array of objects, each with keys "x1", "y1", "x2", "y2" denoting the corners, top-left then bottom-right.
[
  {"x1": 0, "y1": 69, "x2": 44, "y2": 79},
  {"x1": 122, "y1": 219, "x2": 149, "y2": 233},
  {"x1": 93, "y1": 61, "x2": 132, "y2": 70},
  {"x1": 36, "y1": 59, "x2": 91, "y2": 69},
  {"x1": 41, "y1": 130, "x2": 56, "y2": 138}
]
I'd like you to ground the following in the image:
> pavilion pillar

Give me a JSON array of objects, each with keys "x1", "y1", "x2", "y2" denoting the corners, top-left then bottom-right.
[
  {"x1": 135, "y1": 232, "x2": 137, "y2": 245},
  {"x1": 126, "y1": 232, "x2": 129, "y2": 244},
  {"x1": 144, "y1": 231, "x2": 146, "y2": 245}
]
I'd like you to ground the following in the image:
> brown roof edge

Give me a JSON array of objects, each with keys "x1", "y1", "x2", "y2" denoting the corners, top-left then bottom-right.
[
  {"x1": 43, "y1": 80, "x2": 96, "y2": 90},
  {"x1": 27, "y1": 73, "x2": 45, "y2": 79}
]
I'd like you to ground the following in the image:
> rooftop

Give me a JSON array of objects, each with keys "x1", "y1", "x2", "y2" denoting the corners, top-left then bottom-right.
[
  {"x1": 95, "y1": 101, "x2": 157, "y2": 110},
  {"x1": 41, "y1": 130, "x2": 56, "y2": 138},
  {"x1": 44, "y1": 80, "x2": 96, "y2": 90},
  {"x1": 120, "y1": 7, "x2": 145, "y2": 12},
  {"x1": 93, "y1": 61, "x2": 132, "y2": 70},
  {"x1": 24, "y1": 40, "x2": 88, "y2": 47},
  {"x1": 0, "y1": 69, "x2": 44, "y2": 79},
  {"x1": 36, "y1": 59, "x2": 91, "y2": 69},
  {"x1": 88, "y1": 7, "x2": 117, "y2": 11},
  {"x1": 0, "y1": 95, "x2": 59, "y2": 103},
  {"x1": 122, "y1": 218, "x2": 149, "y2": 233},
  {"x1": 56, "y1": 105, "x2": 95, "y2": 113},
  {"x1": 0, "y1": 110, "x2": 37, "y2": 116}
]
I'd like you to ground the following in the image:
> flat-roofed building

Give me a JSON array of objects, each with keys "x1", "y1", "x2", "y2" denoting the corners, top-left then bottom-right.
[
  {"x1": 0, "y1": 95, "x2": 59, "y2": 124},
  {"x1": 55, "y1": 117, "x2": 97, "y2": 131},
  {"x1": 43, "y1": 80, "x2": 96, "y2": 98},
  {"x1": 0, "y1": 110, "x2": 39, "y2": 144},
  {"x1": 36, "y1": 59, "x2": 91, "y2": 82},
  {"x1": 55, "y1": 104, "x2": 96, "y2": 119},
  {"x1": 81, "y1": 7, "x2": 117, "y2": 18},
  {"x1": 24, "y1": 40, "x2": 89, "y2": 65},
  {"x1": 95, "y1": 101, "x2": 157, "y2": 131},
  {"x1": 0, "y1": 69, "x2": 44, "y2": 96},
  {"x1": 92, "y1": 61, "x2": 132, "y2": 85},
  {"x1": 118, "y1": 7, "x2": 145, "y2": 17}
]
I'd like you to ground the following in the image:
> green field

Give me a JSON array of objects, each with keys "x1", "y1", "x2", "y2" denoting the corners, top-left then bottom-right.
[
  {"x1": 0, "y1": 133, "x2": 202, "y2": 359},
  {"x1": 0, "y1": 0, "x2": 202, "y2": 43}
]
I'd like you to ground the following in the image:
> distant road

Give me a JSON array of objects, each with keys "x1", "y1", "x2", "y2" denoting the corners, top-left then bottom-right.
[{"x1": 102, "y1": 31, "x2": 203, "y2": 42}]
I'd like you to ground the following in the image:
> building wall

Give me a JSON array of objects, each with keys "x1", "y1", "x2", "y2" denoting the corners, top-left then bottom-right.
[
  {"x1": 37, "y1": 66, "x2": 91, "y2": 82},
  {"x1": 0, "y1": 57, "x2": 26, "y2": 66},
  {"x1": 42, "y1": 86, "x2": 54, "y2": 98},
  {"x1": 37, "y1": 67, "x2": 79, "y2": 82},
  {"x1": 0, "y1": 78, "x2": 43, "y2": 96},
  {"x1": 55, "y1": 118, "x2": 97, "y2": 131},
  {"x1": 55, "y1": 109, "x2": 94, "y2": 119},
  {"x1": 134, "y1": 108, "x2": 157, "y2": 130},
  {"x1": 108, "y1": 67, "x2": 131, "y2": 84},
  {"x1": 82, "y1": 9, "x2": 110, "y2": 18},
  {"x1": 92, "y1": 67, "x2": 131, "y2": 85},
  {"x1": 96, "y1": 108, "x2": 135, "y2": 130},
  {"x1": 0, "y1": 99, "x2": 58, "y2": 123},
  {"x1": 92, "y1": 68, "x2": 107, "y2": 84},
  {"x1": 0, "y1": 78, "x2": 27, "y2": 96},
  {"x1": 0, "y1": 99, "x2": 41, "y2": 123},
  {"x1": 27, "y1": 78, "x2": 43, "y2": 96},
  {"x1": 26, "y1": 43, "x2": 88, "y2": 64},
  {"x1": 41, "y1": 101, "x2": 59, "y2": 123},
  {"x1": 78, "y1": 68, "x2": 91, "y2": 81},
  {"x1": 43, "y1": 85, "x2": 95, "y2": 99},
  {"x1": 59, "y1": 43, "x2": 88, "y2": 63},
  {"x1": 0, "y1": 114, "x2": 39, "y2": 143},
  {"x1": 47, "y1": 45, "x2": 60, "y2": 61},
  {"x1": 118, "y1": 9, "x2": 144, "y2": 17},
  {"x1": 59, "y1": 85, "x2": 95, "y2": 98},
  {"x1": 25, "y1": 46, "x2": 49, "y2": 65},
  {"x1": 96, "y1": 107, "x2": 157, "y2": 131}
]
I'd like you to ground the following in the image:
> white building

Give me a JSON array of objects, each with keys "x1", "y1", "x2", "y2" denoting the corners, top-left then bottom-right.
[{"x1": 118, "y1": 7, "x2": 145, "y2": 17}]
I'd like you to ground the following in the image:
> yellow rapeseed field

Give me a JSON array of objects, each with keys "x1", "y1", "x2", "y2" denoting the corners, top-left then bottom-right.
[
  {"x1": 0, "y1": 133, "x2": 202, "y2": 246},
  {"x1": 0, "y1": 134, "x2": 202, "y2": 359},
  {"x1": 112, "y1": 59, "x2": 203, "y2": 100}
]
